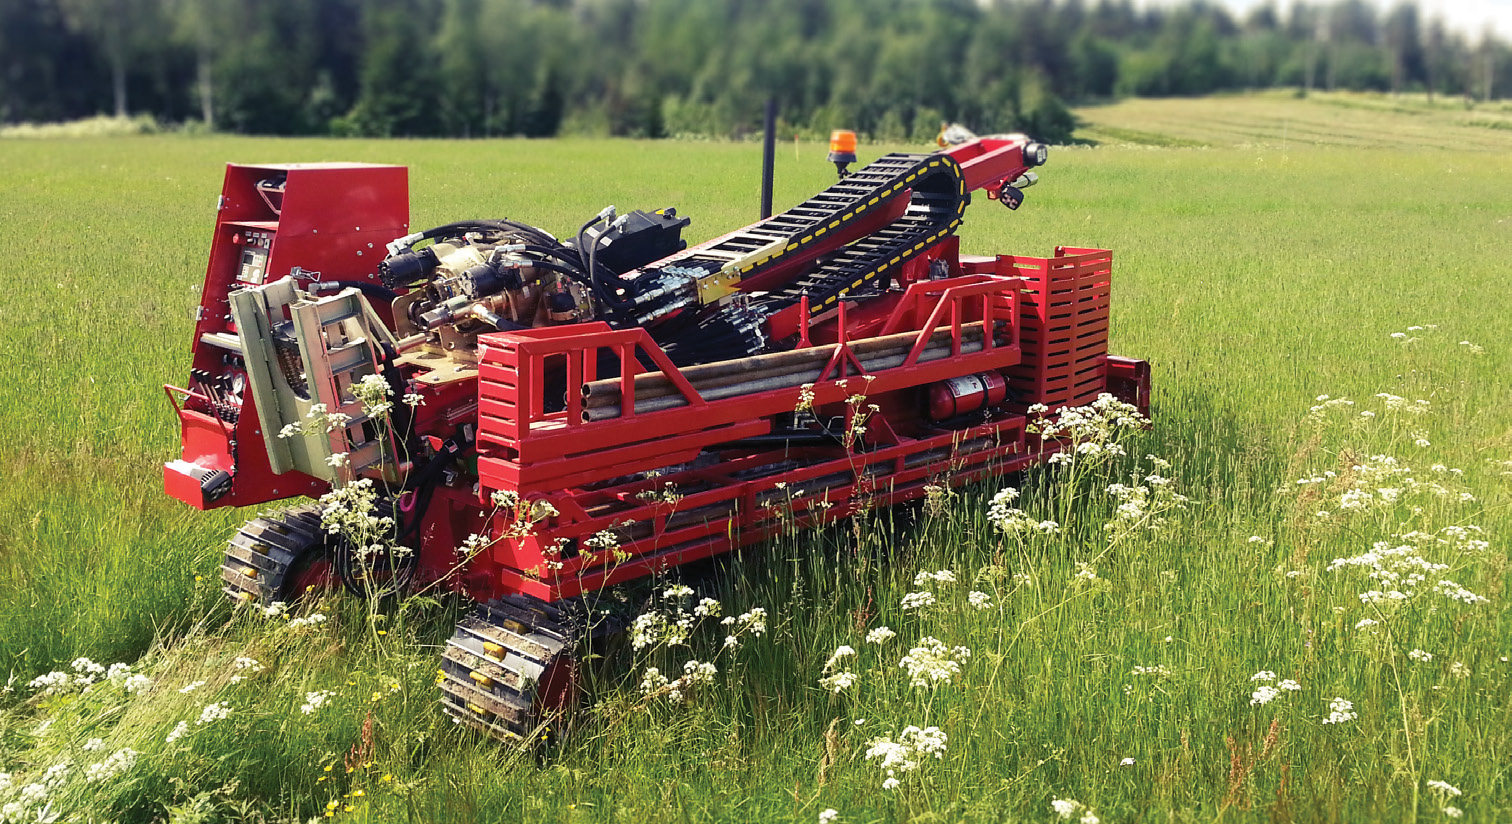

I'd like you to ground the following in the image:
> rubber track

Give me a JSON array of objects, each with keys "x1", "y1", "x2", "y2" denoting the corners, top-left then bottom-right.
[
  {"x1": 437, "y1": 594, "x2": 578, "y2": 742},
  {"x1": 221, "y1": 504, "x2": 325, "y2": 605},
  {"x1": 661, "y1": 152, "x2": 967, "y2": 313}
]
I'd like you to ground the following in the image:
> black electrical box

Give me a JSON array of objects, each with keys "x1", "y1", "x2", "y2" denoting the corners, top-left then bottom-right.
[{"x1": 586, "y1": 209, "x2": 690, "y2": 275}]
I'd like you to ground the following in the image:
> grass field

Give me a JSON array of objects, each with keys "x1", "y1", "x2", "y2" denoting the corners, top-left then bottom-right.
[{"x1": 0, "y1": 93, "x2": 1509, "y2": 822}]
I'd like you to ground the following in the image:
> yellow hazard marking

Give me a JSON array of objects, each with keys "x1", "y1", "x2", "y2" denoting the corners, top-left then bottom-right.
[
  {"x1": 483, "y1": 642, "x2": 505, "y2": 660},
  {"x1": 815, "y1": 227, "x2": 827, "y2": 236},
  {"x1": 869, "y1": 197, "x2": 879, "y2": 205},
  {"x1": 890, "y1": 256, "x2": 901, "y2": 265},
  {"x1": 842, "y1": 210, "x2": 854, "y2": 220},
  {"x1": 801, "y1": 234, "x2": 813, "y2": 244},
  {"x1": 469, "y1": 671, "x2": 493, "y2": 688},
  {"x1": 852, "y1": 279, "x2": 863, "y2": 289},
  {"x1": 787, "y1": 243, "x2": 798, "y2": 251}
]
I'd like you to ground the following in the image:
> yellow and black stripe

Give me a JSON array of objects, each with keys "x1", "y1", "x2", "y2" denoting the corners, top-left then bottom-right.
[{"x1": 673, "y1": 152, "x2": 968, "y2": 310}]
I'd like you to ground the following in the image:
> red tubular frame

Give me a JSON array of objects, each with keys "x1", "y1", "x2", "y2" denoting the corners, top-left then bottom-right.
[{"x1": 472, "y1": 274, "x2": 1037, "y2": 601}]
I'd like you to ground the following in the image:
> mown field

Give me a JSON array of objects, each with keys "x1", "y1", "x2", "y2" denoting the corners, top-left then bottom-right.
[{"x1": 0, "y1": 93, "x2": 1509, "y2": 822}]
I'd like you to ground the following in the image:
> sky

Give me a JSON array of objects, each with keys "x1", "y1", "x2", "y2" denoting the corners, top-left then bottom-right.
[{"x1": 1154, "y1": 0, "x2": 1512, "y2": 40}]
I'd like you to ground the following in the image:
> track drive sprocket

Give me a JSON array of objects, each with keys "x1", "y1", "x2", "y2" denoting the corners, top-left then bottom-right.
[
  {"x1": 439, "y1": 595, "x2": 618, "y2": 742},
  {"x1": 220, "y1": 504, "x2": 334, "y2": 605}
]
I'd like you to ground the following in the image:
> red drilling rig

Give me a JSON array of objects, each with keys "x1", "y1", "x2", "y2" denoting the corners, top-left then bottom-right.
[{"x1": 164, "y1": 136, "x2": 1149, "y2": 740}]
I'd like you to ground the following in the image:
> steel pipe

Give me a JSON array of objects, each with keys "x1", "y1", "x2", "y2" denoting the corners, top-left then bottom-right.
[
  {"x1": 583, "y1": 322, "x2": 991, "y2": 408},
  {"x1": 582, "y1": 336, "x2": 989, "y2": 421}
]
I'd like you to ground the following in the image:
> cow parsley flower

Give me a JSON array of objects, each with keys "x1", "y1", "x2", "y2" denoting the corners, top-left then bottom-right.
[
  {"x1": 913, "y1": 569, "x2": 956, "y2": 587},
  {"x1": 84, "y1": 749, "x2": 139, "y2": 783},
  {"x1": 1250, "y1": 685, "x2": 1281, "y2": 705},
  {"x1": 1426, "y1": 780, "x2": 1462, "y2": 797},
  {"x1": 818, "y1": 809, "x2": 839, "y2": 824},
  {"x1": 1409, "y1": 649, "x2": 1433, "y2": 663},
  {"x1": 301, "y1": 690, "x2": 334, "y2": 715},
  {"x1": 865, "y1": 626, "x2": 896, "y2": 645},
  {"x1": 820, "y1": 671, "x2": 859, "y2": 693},
  {"x1": 1322, "y1": 697, "x2": 1357, "y2": 725},
  {"x1": 901, "y1": 591, "x2": 936, "y2": 611},
  {"x1": 864, "y1": 725, "x2": 947, "y2": 789},
  {"x1": 899, "y1": 637, "x2": 963, "y2": 689},
  {"x1": 165, "y1": 721, "x2": 189, "y2": 744},
  {"x1": 967, "y1": 590, "x2": 992, "y2": 610},
  {"x1": 196, "y1": 701, "x2": 231, "y2": 725}
]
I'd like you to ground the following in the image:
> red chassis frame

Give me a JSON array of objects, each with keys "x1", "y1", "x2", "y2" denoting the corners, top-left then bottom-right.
[{"x1": 458, "y1": 255, "x2": 1147, "y2": 604}]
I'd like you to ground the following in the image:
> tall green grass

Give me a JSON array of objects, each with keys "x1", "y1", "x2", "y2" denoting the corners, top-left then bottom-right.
[{"x1": 0, "y1": 96, "x2": 1508, "y2": 821}]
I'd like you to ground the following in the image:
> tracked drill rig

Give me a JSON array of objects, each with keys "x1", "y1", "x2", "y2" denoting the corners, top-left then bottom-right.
[{"x1": 164, "y1": 137, "x2": 1149, "y2": 740}]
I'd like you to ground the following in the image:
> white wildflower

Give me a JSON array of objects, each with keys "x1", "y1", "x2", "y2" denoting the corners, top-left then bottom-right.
[
  {"x1": 1322, "y1": 696, "x2": 1357, "y2": 725},
  {"x1": 1120, "y1": 757, "x2": 1135, "y2": 766},
  {"x1": 84, "y1": 748, "x2": 139, "y2": 783},
  {"x1": 898, "y1": 637, "x2": 963, "y2": 689},
  {"x1": 819, "y1": 670, "x2": 859, "y2": 693},
  {"x1": 301, "y1": 690, "x2": 334, "y2": 715},
  {"x1": 865, "y1": 626, "x2": 896, "y2": 645},
  {"x1": 165, "y1": 721, "x2": 189, "y2": 744},
  {"x1": 1409, "y1": 649, "x2": 1433, "y2": 663},
  {"x1": 639, "y1": 667, "x2": 669, "y2": 696},
  {"x1": 1250, "y1": 685, "x2": 1281, "y2": 705},
  {"x1": 818, "y1": 810, "x2": 839, "y2": 824},
  {"x1": 196, "y1": 701, "x2": 231, "y2": 725},
  {"x1": 901, "y1": 590, "x2": 936, "y2": 611},
  {"x1": 1426, "y1": 780, "x2": 1462, "y2": 797},
  {"x1": 178, "y1": 680, "x2": 206, "y2": 694},
  {"x1": 967, "y1": 590, "x2": 992, "y2": 610},
  {"x1": 912, "y1": 569, "x2": 957, "y2": 587}
]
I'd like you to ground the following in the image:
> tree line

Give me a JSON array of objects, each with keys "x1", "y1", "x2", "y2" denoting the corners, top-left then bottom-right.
[{"x1": 2, "y1": 0, "x2": 1507, "y2": 143}]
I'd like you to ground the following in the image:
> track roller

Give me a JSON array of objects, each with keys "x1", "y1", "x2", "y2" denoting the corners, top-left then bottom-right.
[
  {"x1": 438, "y1": 594, "x2": 619, "y2": 743},
  {"x1": 220, "y1": 504, "x2": 334, "y2": 606}
]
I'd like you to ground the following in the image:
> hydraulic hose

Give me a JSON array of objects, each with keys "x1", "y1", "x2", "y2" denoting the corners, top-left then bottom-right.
[{"x1": 310, "y1": 280, "x2": 401, "y2": 302}]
